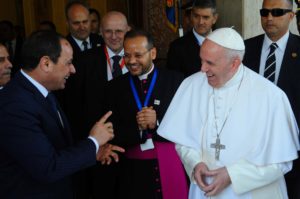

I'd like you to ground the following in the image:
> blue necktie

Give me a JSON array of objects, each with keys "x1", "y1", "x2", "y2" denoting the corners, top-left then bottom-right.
[{"x1": 47, "y1": 93, "x2": 64, "y2": 128}]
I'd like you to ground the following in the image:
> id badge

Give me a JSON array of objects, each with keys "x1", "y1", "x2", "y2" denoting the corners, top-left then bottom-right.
[{"x1": 140, "y1": 138, "x2": 155, "y2": 151}]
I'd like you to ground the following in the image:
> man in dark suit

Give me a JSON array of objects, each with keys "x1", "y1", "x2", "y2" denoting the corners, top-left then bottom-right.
[
  {"x1": 166, "y1": 0, "x2": 218, "y2": 77},
  {"x1": 243, "y1": 0, "x2": 300, "y2": 198},
  {"x1": 0, "y1": 30, "x2": 116, "y2": 199},
  {"x1": 65, "y1": 1, "x2": 103, "y2": 56},
  {"x1": 77, "y1": 11, "x2": 130, "y2": 199},
  {"x1": 104, "y1": 29, "x2": 188, "y2": 199},
  {"x1": 0, "y1": 44, "x2": 12, "y2": 89}
]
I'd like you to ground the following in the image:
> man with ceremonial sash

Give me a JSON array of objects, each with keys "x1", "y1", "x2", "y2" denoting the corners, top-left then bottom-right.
[{"x1": 105, "y1": 29, "x2": 188, "y2": 199}]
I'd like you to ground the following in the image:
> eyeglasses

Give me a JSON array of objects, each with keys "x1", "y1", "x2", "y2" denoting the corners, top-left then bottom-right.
[
  {"x1": 123, "y1": 49, "x2": 152, "y2": 60},
  {"x1": 103, "y1": 29, "x2": 126, "y2": 36},
  {"x1": 260, "y1": 8, "x2": 292, "y2": 17}
]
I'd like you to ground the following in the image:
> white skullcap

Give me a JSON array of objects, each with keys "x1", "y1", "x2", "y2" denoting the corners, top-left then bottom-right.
[{"x1": 206, "y1": 27, "x2": 245, "y2": 51}]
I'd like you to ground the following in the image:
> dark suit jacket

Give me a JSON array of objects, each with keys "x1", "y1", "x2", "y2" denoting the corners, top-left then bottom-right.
[
  {"x1": 243, "y1": 33, "x2": 300, "y2": 183},
  {"x1": 243, "y1": 33, "x2": 300, "y2": 127},
  {"x1": 0, "y1": 72, "x2": 96, "y2": 199},
  {"x1": 57, "y1": 34, "x2": 103, "y2": 142},
  {"x1": 166, "y1": 30, "x2": 201, "y2": 77},
  {"x1": 66, "y1": 33, "x2": 104, "y2": 57},
  {"x1": 105, "y1": 68, "x2": 184, "y2": 147}
]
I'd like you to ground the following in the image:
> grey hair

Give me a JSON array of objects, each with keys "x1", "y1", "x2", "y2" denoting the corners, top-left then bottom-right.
[{"x1": 225, "y1": 48, "x2": 245, "y2": 62}]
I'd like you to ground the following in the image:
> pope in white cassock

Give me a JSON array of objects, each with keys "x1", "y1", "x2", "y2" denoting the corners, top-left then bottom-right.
[{"x1": 157, "y1": 28, "x2": 300, "y2": 199}]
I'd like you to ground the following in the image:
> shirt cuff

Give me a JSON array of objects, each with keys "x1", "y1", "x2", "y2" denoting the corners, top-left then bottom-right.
[{"x1": 88, "y1": 136, "x2": 99, "y2": 154}]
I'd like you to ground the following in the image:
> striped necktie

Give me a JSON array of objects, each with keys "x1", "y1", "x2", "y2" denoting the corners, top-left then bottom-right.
[{"x1": 264, "y1": 43, "x2": 278, "y2": 83}]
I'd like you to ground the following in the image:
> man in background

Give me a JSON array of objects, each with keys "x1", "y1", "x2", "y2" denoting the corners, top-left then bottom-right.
[
  {"x1": 0, "y1": 44, "x2": 12, "y2": 89},
  {"x1": 166, "y1": 0, "x2": 218, "y2": 77},
  {"x1": 243, "y1": 0, "x2": 300, "y2": 197}
]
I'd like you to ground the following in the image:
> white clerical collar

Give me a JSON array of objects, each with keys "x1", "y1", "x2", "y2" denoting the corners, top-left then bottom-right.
[
  {"x1": 0, "y1": 86, "x2": 3, "y2": 90},
  {"x1": 263, "y1": 31, "x2": 289, "y2": 54},
  {"x1": 72, "y1": 36, "x2": 91, "y2": 50},
  {"x1": 192, "y1": 28, "x2": 206, "y2": 46},
  {"x1": 106, "y1": 46, "x2": 124, "y2": 58},
  {"x1": 21, "y1": 69, "x2": 49, "y2": 97},
  {"x1": 138, "y1": 64, "x2": 155, "y2": 80},
  {"x1": 215, "y1": 64, "x2": 244, "y2": 91}
]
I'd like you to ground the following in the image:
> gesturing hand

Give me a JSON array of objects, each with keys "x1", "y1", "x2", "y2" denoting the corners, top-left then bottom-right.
[
  {"x1": 89, "y1": 111, "x2": 114, "y2": 146},
  {"x1": 97, "y1": 144, "x2": 125, "y2": 165}
]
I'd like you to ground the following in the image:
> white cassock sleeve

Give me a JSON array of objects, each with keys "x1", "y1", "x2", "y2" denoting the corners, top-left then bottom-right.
[
  {"x1": 176, "y1": 143, "x2": 292, "y2": 195},
  {"x1": 175, "y1": 144, "x2": 201, "y2": 181},
  {"x1": 227, "y1": 159, "x2": 292, "y2": 194}
]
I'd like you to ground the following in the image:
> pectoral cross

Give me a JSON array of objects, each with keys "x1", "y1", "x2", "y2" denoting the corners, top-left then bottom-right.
[{"x1": 210, "y1": 136, "x2": 225, "y2": 160}]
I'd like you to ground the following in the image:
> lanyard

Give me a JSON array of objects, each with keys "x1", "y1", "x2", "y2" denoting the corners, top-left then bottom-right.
[
  {"x1": 129, "y1": 69, "x2": 158, "y2": 111},
  {"x1": 103, "y1": 45, "x2": 125, "y2": 70}
]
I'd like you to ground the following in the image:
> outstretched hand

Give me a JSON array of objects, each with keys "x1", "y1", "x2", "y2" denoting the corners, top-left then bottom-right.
[{"x1": 97, "y1": 143, "x2": 125, "y2": 165}]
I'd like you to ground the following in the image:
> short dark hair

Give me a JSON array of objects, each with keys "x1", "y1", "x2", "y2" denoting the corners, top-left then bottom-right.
[
  {"x1": 124, "y1": 29, "x2": 154, "y2": 50},
  {"x1": 89, "y1": 8, "x2": 101, "y2": 21},
  {"x1": 21, "y1": 31, "x2": 63, "y2": 70},
  {"x1": 192, "y1": 0, "x2": 217, "y2": 13},
  {"x1": 65, "y1": 1, "x2": 89, "y2": 20},
  {"x1": 39, "y1": 20, "x2": 56, "y2": 31}
]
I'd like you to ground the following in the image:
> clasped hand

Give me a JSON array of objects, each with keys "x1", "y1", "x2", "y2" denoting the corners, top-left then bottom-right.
[
  {"x1": 136, "y1": 106, "x2": 157, "y2": 130},
  {"x1": 193, "y1": 162, "x2": 231, "y2": 196}
]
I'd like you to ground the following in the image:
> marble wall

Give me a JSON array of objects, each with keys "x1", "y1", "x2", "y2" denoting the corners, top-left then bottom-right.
[{"x1": 216, "y1": 0, "x2": 298, "y2": 39}]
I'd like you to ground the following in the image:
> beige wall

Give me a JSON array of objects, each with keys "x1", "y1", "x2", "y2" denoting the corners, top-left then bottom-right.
[{"x1": 216, "y1": 0, "x2": 299, "y2": 39}]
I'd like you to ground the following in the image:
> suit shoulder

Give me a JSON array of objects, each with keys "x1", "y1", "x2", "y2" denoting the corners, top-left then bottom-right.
[{"x1": 244, "y1": 34, "x2": 264, "y2": 45}]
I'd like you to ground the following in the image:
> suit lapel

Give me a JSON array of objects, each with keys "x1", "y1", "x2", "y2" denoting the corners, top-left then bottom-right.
[{"x1": 17, "y1": 72, "x2": 73, "y2": 145}]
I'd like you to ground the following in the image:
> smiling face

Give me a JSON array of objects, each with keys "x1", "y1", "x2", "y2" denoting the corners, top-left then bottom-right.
[
  {"x1": 261, "y1": 0, "x2": 294, "y2": 41},
  {"x1": 101, "y1": 12, "x2": 129, "y2": 54},
  {"x1": 47, "y1": 39, "x2": 75, "y2": 90},
  {"x1": 66, "y1": 4, "x2": 91, "y2": 41},
  {"x1": 200, "y1": 39, "x2": 239, "y2": 88},
  {"x1": 0, "y1": 45, "x2": 12, "y2": 86},
  {"x1": 124, "y1": 36, "x2": 156, "y2": 76}
]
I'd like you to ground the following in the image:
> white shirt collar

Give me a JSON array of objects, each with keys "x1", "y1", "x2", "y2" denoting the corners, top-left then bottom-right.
[
  {"x1": 138, "y1": 64, "x2": 155, "y2": 80},
  {"x1": 21, "y1": 69, "x2": 49, "y2": 97},
  {"x1": 106, "y1": 46, "x2": 124, "y2": 58},
  {"x1": 192, "y1": 28, "x2": 206, "y2": 46},
  {"x1": 263, "y1": 31, "x2": 289, "y2": 53},
  {"x1": 72, "y1": 36, "x2": 91, "y2": 51}
]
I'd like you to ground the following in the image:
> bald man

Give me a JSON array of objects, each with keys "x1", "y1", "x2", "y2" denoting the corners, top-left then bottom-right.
[
  {"x1": 74, "y1": 11, "x2": 130, "y2": 199},
  {"x1": 65, "y1": 1, "x2": 103, "y2": 55},
  {"x1": 0, "y1": 44, "x2": 12, "y2": 89}
]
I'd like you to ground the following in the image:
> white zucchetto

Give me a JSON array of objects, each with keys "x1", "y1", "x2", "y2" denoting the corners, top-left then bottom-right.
[{"x1": 206, "y1": 27, "x2": 245, "y2": 51}]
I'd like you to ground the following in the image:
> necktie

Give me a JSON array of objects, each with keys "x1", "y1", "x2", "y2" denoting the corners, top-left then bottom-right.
[
  {"x1": 264, "y1": 43, "x2": 278, "y2": 82},
  {"x1": 46, "y1": 93, "x2": 64, "y2": 128},
  {"x1": 82, "y1": 40, "x2": 88, "y2": 51},
  {"x1": 112, "y1": 55, "x2": 122, "y2": 78}
]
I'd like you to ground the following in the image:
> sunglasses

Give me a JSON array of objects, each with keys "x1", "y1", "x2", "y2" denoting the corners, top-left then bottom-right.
[{"x1": 260, "y1": 8, "x2": 292, "y2": 17}]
